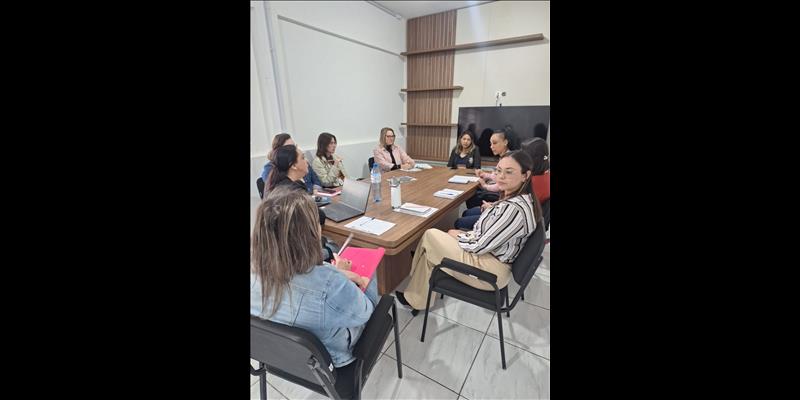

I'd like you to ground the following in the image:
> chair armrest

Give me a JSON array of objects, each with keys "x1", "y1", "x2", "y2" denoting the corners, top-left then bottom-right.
[
  {"x1": 352, "y1": 294, "x2": 394, "y2": 360},
  {"x1": 434, "y1": 258, "x2": 498, "y2": 285}
]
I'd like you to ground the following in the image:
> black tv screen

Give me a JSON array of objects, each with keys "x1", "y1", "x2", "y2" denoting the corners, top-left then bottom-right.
[{"x1": 457, "y1": 106, "x2": 550, "y2": 158}]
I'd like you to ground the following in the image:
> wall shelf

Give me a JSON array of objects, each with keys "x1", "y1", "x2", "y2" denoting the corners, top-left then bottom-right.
[
  {"x1": 400, "y1": 33, "x2": 544, "y2": 56},
  {"x1": 401, "y1": 123, "x2": 458, "y2": 127},
  {"x1": 401, "y1": 86, "x2": 464, "y2": 92}
]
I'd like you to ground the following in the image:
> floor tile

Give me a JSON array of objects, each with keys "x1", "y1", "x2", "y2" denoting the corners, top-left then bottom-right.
[
  {"x1": 460, "y1": 335, "x2": 550, "y2": 399},
  {"x1": 250, "y1": 377, "x2": 287, "y2": 400},
  {"x1": 386, "y1": 312, "x2": 485, "y2": 392},
  {"x1": 361, "y1": 354, "x2": 459, "y2": 399},
  {"x1": 486, "y1": 302, "x2": 550, "y2": 360}
]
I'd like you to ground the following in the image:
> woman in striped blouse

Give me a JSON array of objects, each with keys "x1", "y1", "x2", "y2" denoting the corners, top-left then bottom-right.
[{"x1": 396, "y1": 150, "x2": 543, "y2": 314}]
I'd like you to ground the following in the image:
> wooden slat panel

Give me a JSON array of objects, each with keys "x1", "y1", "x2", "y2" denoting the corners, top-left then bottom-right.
[{"x1": 406, "y1": 10, "x2": 456, "y2": 161}]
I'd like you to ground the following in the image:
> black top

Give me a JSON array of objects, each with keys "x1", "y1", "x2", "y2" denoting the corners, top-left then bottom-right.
[
  {"x1": 386, "y1": 145, "x2": 401, "y2": 170},
  {"x1": 447, "y1": 147, "x2": 481, "y2": 169}
]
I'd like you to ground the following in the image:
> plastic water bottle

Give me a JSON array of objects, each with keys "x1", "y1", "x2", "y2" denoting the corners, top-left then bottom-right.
[
  {"x1": 370, "y1": 163, "x2": 382, "y2": 202},
  {"x1": 390, "y1": 177, "x2": 402, "y2": 209}
]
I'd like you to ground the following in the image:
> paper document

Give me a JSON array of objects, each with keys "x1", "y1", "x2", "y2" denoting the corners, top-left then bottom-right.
[
  {"x1": 434, "y1": 188, "x2": 464, "y2": 199},
  {"x1": 399, "y1": 203, "x2": 431, "y2": 213},
  {"x1": 400, "y1": 168, "x2": 422, "y2": 172},
  {"x1": 394, "y1": 205, "x2": 438, "y2": 218},
  {"x1": 448, "y1": 175, "x2": 480, "y2": 184},
  {"x1": 344, "y1": 217, "x2": 395, "y2": 235},
  {"x1": 415, "y1": 163, "x2": 433, "y2": 169}
]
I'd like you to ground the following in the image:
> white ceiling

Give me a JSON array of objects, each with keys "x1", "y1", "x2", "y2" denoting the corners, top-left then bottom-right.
[{"x1": 372, "y1": 1, "x2": 493, "y2": 20}]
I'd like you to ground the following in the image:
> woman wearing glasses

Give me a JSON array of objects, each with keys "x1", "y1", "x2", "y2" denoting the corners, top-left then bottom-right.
[
  {"x1": 372, "y1": 127, "x2": 415, "y2": 172},
  {"x1": 395, "y1": 151, "x2": 543, "y2": 314}
]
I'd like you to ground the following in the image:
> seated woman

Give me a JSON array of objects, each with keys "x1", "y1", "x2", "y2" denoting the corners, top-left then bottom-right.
[
  {"x1": 465, "y1": 130, "x2": 514, "y2": 208},
  {"x1": 456, "y1": 137, "x2": 549, "y2": 230},
  {"x1": 373, "y1": 127, "x2": 414, "y2": 172},
  {"x1": 311, "y1": 132, "x2": 348, "y2": 188},
  {"x1": 260, "y1": 133, "x2": 322, "y2": 197},
  {"x1": 396, "y1": 151, "x2": 543, "y2": 314},
  {"x1": 447, "y1": 130, "x2": 481, "y2": 174},
  {"x1": 250, "y1": 186, "x2": 378, "y2": 368}
]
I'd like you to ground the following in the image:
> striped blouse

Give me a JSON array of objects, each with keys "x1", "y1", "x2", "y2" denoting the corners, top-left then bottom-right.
[{"x1": 457, "y1": 194, "x2": 537, "y2": 264}]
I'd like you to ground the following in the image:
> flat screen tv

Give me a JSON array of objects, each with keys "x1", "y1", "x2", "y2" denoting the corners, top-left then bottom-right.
[{"x1": 457, "y1": 106, "x2": 550, "y2": 159}]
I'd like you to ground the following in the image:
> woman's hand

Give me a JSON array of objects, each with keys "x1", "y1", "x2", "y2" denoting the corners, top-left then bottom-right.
[
  {"x1": 332, "y1": 254, "x2": 352, "y2": 271},
  {"x1": 480, "y1": 200, "x2": 494, "y2": 211},
  {"x1": 447, "y1": 229, "x2": 463, "y2": 239},
  {"x1": 340, "y1": 269, "x2": 369, "y2": 290},
  {"x1": 478, "y1": 178, "x2": 488, "y2": 190},
  {"x1": 401, "y1": 162, "x2": 413, "y2": 170}
]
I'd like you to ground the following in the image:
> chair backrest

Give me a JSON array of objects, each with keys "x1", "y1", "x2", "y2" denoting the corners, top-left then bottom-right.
[
  {"x1": 368, "y1": 157, "x2": 375, "y2": 169},
  {"x1": 250, "y1": 315, "x2": 337, "y2": 388},
  {"x1": 256, "y1": 178, "x2": 265, "y2": 199},
  {"x1": 510, "y1": 220, "x2": 546, "y2": 286},
  {"x1": 541, "y1": 198, "x2": 550, "y2": 231}
]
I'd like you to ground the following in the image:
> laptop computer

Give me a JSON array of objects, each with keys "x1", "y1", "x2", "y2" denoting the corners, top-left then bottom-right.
[{"x1": 320, "y1": 178, "x2": 371, "y2": 222}]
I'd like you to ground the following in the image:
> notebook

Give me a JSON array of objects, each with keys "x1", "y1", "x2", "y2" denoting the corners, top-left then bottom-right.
[
  {"x1": 434, "y1": 188, "x2": 464, "y2": 199},
  {"x1": 448, "y1": 175, "x2": 480, "y2": 184},
  {"x1": 339, "y1": 247, "x2": 385, "y2": 291},
  {"x1": 399, "y1": 203, "x2": 431, "y2": 213}
]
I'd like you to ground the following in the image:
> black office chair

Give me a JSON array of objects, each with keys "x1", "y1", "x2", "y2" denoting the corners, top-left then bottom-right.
[
  {"x1": 257, "y1": 177, "x2": 265, "y2": 199},
  {"x1": 367, "y1": 157, "x2": 374, "y2": 169},
  {"x1": 250, "y1": 295, "x2": 403, "y2": 400},
  {"x1": 420, "y1": 221, "x2": 546, "y2": 369}
]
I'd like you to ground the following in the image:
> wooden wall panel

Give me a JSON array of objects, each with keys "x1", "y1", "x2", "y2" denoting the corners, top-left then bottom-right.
[
  {"x1": 405, "y1": 10, "x2": 456, "y2": 161},
  {"x1": 407, "y1": 127, "x2": 451, "y2": 162}
]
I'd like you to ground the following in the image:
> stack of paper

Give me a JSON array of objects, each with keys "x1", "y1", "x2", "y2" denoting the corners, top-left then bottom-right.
[
  {"x1": 400, "y1": 168, "x2": 422, "y2": 172},
  {"x1": 415, "y1": 163, "x2": 433, "y2": 169},
  {"x1": 448, "y1": 175, "x2": 480, "y2": 184},
  {"x1": 399, "y1": 203, "x2": 431, "y2": 213},
  {"x1": 394, "y1": 204, "x2": 438, "y2": 218},
  {"x1": 434, "y1": 188, "x2": 464, "y2": 199},
  {"x1": 344, "y1": 217, "x2": 395, "y2": 235}
]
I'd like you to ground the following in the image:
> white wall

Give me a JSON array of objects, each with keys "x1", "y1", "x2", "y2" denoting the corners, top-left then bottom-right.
[
  {"x1": 450, "y1": 1, "x2": 550, "y2": 150},
  {"x1": 251, "y1": 1, "x2": 407, "y2": 192}
]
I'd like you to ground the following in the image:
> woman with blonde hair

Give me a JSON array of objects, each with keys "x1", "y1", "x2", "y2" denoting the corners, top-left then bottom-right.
[
  {"x1": 250, "y1": 186, "x2": 377, "y2": 367},
  {"x1": 372, "y1": 127, "x2": 414, "y2": 172}
]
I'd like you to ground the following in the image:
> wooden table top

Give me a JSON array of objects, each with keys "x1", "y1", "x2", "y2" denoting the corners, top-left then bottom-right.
[{"x1": 321, "y1": 167, "x2": 479, "y2": 254}]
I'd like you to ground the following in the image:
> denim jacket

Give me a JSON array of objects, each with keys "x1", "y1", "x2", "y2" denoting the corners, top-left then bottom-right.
[{"x1": 250, "y1": 263, "x2": 378, "y2": 367}]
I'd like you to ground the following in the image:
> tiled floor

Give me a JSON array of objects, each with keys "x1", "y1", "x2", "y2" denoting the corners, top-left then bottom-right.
[{"x1": 250, "y1": 239, "x2": 550, "y2": 399}]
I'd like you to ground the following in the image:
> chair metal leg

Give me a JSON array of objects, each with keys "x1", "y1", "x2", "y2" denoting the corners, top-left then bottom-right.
[
  {"x1": 259, "y1": 362, "x2": 268, "y2": 400},
  {"x1": 497, "y1": 311, "x2": 507, "y2": 369},
  {"x1": 392, "y1": 302, "x2": 403, "y2": 379},
  {"x1": 505, "y1": 291, "x2": 510, "y2": 317},
  {"x1": 420, "y1": 287, "x2": 434, "y2": 342}
]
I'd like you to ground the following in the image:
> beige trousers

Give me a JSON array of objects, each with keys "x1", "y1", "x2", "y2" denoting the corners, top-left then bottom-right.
[{"x1": 403, "y1": 229, "x2": 511, "y2": 310}]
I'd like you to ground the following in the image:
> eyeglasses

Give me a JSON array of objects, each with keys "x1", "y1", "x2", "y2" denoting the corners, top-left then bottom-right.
[
  {"x1": 385, "y1": 135, "x2": 395, "y2": 138},
  {"x1": 494, "y1": 168, "x2": 518, "y2": 177}
]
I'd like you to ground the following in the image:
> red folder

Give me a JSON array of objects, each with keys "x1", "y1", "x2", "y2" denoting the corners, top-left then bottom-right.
[{"x1": 339, "y1": 247, "x2": 385, "y2": 290}]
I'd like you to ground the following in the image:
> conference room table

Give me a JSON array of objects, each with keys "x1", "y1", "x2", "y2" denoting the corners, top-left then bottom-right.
[{"x1": 322, "y1": 166, "x2": 480, "y2": 295}]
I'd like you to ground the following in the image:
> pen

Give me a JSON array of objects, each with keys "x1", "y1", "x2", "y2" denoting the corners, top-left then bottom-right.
[{"x1": 337, "y1": 233, "x2": 354, "y2": 256}]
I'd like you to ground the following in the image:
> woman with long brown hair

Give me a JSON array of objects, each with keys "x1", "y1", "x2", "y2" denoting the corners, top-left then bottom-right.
[
  {"x1": 250, "y1": 186, "x2": 377, "y2": 367},
  {"x1": 396, "y1": 151, "x2": 542, "y2": 314}
]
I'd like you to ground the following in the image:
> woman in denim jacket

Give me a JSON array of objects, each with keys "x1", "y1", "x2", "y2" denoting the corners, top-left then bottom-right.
[{"x1": 250, "y1": 185, "x2": 378, "y2": 367}]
